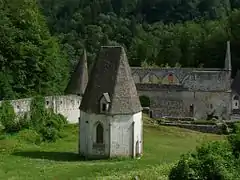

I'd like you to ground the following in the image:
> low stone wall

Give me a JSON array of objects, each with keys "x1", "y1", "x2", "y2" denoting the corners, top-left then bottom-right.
[
  {"x1": 0, "y1": 95, "x2": 82, "y2": 124},
  {"x1": 159, "y1": 122, "x2": 222, "y2": 134}
]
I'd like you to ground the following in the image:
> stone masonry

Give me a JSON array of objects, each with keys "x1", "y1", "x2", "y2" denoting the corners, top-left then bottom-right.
[{"x1": 0, "y1": 41, "x2": 239, "y2": 122}]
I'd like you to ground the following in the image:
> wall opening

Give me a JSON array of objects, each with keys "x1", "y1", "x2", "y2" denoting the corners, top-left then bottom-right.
[
  {"x1": 233, "y1": 95, "x2": 239, "y2": 109},
  {"x1": 149, "y1": 110, "x2": 153, "y2": 118},
  {"x1": 96, "y1": 123, "x2": 104, "y2": 144},
  {"x1": 210, "y1": 104, "x2": 213, "y2": 109},
  {"x1": 168, "y1": 73, "x2": 173, "y2": 83},
  {"x1": 139, "y1": 95, "x2": 150, "y2": 107},
  {"x1": 189, "y1": 104, "x2": 194, "y2": 117},
  {"x1": 100, "y1": 93, "x2": 110, "y2": 113},
  {"x1": 102, "y1": 103, "x2": 107, "y2": 112}
]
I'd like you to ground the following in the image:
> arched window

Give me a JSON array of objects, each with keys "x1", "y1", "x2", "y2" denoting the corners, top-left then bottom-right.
[
  {"x1": 96, "y1": 123, "x2": 104, "y2": 144},
  {"x1": 233, "y1": 95, "x2": 239, "y2": 109}
]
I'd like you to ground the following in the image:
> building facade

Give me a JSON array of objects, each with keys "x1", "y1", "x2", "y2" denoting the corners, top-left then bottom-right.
[
  {"x1": 79, "y1": 46, "x2": 143, "y2": 159},
  {"x1": 131, "y1": 41, "x2": 233, "y2": 120},
  {"x1": 3, "y1": 41, "x2": 239, "y2": 124}
]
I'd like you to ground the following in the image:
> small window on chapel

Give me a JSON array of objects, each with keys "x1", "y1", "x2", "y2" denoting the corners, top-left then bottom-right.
[
  {"x1": 102, "y1": 103, "x2": 107, "y2": 112},
  {"x1": 210, "y1": 104, "x2": 213, "y2": 109},
  {"x1": 189, "y1": 104, "x2": 194, "y2": 116},
  {"x1": 100, "y1": 92, "x2": 111, "y2": 113},
  {"x1": 96, "y1": 123, "x2": 104, "y2": 144}
]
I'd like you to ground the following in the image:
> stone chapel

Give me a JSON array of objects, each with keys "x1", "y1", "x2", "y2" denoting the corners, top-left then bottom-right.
[{"x1": 79, "y1": 46, "x2": 143, "y2": 159}]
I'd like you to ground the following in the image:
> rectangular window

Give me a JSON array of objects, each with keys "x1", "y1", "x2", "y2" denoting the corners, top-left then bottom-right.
[
  {"x1": 189, "y1": 104, "x2": 194, "y2": 117},
  {"x1": 102, "y1": 103, "x2": 107, "y2": 111},
  {"x1": 210, "y1": 104, "x2": 213, "y2": 109}
]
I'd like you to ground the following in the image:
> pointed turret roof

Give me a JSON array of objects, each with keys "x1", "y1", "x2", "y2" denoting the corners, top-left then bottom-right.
[
  {"x1": 65, "y1": 49, "x2": 88, "y2": 96},
  {"x1": 225, "y1": 41, "x2": 231, "y2": 71},
  {"x1": 80, "y1": 46, "x2": 142, "y2": 115}
]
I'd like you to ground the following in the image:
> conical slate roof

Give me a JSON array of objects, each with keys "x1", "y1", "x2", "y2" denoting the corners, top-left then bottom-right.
[
  {"x1": 65, "y1": 50, "x2": 88, "y2": 96},
  {"x1": 231, "y1": 70, "x2": 240, "y2": 94},
  {"x1": 80, "y1": 46, "x2": 142, "y2": 115}
]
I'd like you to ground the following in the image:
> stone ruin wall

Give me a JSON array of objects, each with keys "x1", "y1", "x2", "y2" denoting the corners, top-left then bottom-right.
[
  {"x1": 0, "y1": 95, "x2": 82, "y2": 124},
  {"x1": 0, "y1": 67, "x2": 233, "y2": 123},
  {"x1": 132, "y1": 67, "x2": 232, "y2": 120},
  {"x1": 138, "y1": 89, "x2": 231, "y2": 120},
  {"x1": 131, "y1": 67, "x2": 230, "y2": 91}
]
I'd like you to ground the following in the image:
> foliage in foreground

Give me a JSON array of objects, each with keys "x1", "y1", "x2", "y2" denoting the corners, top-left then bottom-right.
[
  {"x1": 169, "y1": 141, "x2": 238, "y2": 180},
  {"x1": 227, "y1": 122, "x2": 240, "y2": 158},
  {"x1": 0, "y1": 96, "x2": 67, "y2": 143},
  {"x1": 0, "y1": 101, "x2": 17, "y2": 133},
  {"x1": 169, "y1": 123, "x2": 240, "y2": 180},
  {"x1": 0, "y1": 118, "x2": 223, "y2": 179}
]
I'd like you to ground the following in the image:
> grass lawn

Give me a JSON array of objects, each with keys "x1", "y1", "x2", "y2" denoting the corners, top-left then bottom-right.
[{"x1": 0, "y1": 115, "x2": 225, "y2": 180}]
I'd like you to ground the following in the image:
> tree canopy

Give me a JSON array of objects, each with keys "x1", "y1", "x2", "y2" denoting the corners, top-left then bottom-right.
[{"x1": 1, "y1": 0, "x2": 240, "y2": 99}]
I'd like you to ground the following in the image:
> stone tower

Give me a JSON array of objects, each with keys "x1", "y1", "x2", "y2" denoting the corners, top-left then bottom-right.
[
  {"x1": 79, "y1": 46, "x2": 143, "y2": 159},
  {"x1": 65, "y1": 49, "x2": 88, "y2": 96}
]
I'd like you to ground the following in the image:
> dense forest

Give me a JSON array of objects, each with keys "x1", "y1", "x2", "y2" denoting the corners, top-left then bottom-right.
[{"x1": 1, "y1": 0, "x2": 240, "y2": 99}]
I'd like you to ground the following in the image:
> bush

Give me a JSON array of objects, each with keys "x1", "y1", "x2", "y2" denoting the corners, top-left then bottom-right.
[
  {"x1": 228, "y1": 122, "x2": 240, "y2": 158},
  {"x1": 28, "y1": 96, "x2": 68, "y2": 142},
  {"x1": 18, "y1": 129, "x2": 42, "y2": 144},
  {"x1": 0, "y1": 100, "x2": 19, "y2": 133},
  {"x1": 231, "y1": 122, "x2": 240, "y2": 134},
  {"x1": 0, "y1": 96, "x2": 68, "y2": 144},
  {"x1": 18, "y1": 112, "x2": 31, "y2": 130},
  {"x1": 169, "y1": 141, "x2": 238, "y2": 180},
  {"x1": 37, "y1": 110, "x2": 67, "y2": 142}
]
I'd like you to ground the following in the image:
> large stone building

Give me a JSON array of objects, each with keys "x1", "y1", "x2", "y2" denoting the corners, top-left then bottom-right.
[
  {"x1": 79, "y1": 46, "x2": 143, "y2": 159},
  {"x1": 132, "y1": 41, "x2": 234, "y2": 120},
  {"x1": 3, "y1": 41, "x2": 239, "y2": 125}
]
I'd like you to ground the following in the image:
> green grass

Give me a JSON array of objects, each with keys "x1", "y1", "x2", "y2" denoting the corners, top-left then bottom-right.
[{"x1": 0, "y1": 115, "x2": 225, "y2": 180}]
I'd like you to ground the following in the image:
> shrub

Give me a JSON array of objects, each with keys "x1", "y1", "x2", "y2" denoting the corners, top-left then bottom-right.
[
  {"x1": 0, "y1": 96, "x2": 68, "y2": 144},
  {"x1": 37, "y1": 110, "x2": 67, "y2": 142},
  {"x1": 28, "y1": 96, "x2": 68, "y2": 142},
  {"x1": 18, "y1": 112, "x2": 31, "y2": 130},
  {"x1": 169, "y1": 141, "x2": 238, "y2": 180},
  {"x1": 228, "y1": 122, "x2": 240, "y2": 158},
  {"x1": 0, "y1": 100, "x2": 19, "y2": 133},
  {"x1": 231, "y1": 122, "x2": 240, "y2": 134},
  {"x1": 18, "y1": 129, "x2": 42, "y2": 144}
]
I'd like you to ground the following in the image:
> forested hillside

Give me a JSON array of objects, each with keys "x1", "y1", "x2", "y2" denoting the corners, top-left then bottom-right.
[{"x1": 1, "y1": 0, "x2": 240, "y2": 100}]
